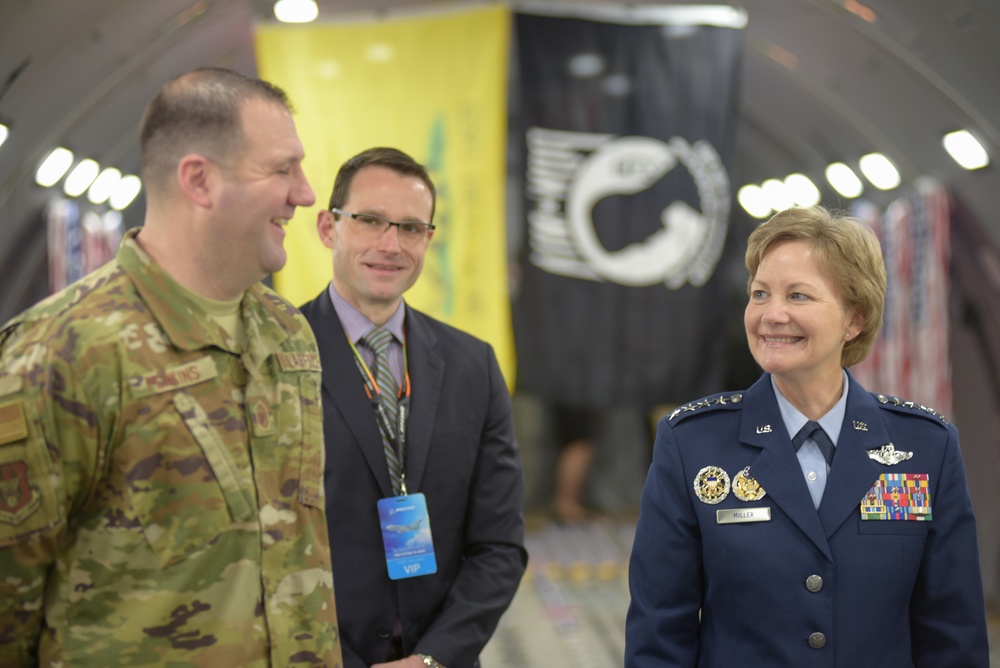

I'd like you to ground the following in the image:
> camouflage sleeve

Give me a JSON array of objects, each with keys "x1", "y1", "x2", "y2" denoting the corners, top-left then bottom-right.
[{"x1": 0, "y1": 323, "x2": 103, "y2": 665}]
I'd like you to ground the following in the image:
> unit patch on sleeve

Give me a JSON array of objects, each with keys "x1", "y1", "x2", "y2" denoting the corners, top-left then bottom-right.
[{"x1": 0, "y1": 461, "x2": 42, "y2": 525}]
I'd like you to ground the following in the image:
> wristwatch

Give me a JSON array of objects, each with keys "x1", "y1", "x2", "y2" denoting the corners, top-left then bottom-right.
[{"x1": 416, "y1": 654, "x2": 445, "y2": 668}]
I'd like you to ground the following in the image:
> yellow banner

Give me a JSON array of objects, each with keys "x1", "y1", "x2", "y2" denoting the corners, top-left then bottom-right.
[{"x1": 255, "y1": 5, "x2": 514, "y2": 385}]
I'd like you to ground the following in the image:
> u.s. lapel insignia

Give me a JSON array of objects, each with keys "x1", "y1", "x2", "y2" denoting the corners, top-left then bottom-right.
[
  {"x1": 694, "y1": 466, "x2": 730, "y2": 505},
  {"x1": 732, "y1": 466, "x2": 766, "y2": 502},
  {"x1": 756, "y1": 425, "x2": 772, "y2": 434},
  {"x1": 853, "y1": 421, "x2": 868, "y2": 431},
  {"x1": 866, "y1": 443, "x2": 913, "y2": 465}
]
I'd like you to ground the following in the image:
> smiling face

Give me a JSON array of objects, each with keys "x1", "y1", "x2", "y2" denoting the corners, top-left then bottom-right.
[
  {"x1": 212, "y1": 98, "x2": 315, "y2": 288},
  {"x1": 317, "y1": 165, "x2": 434, "y2": 325},
  {"x1": 744, "y1": 239, "x2": 862, "y2": 392}
]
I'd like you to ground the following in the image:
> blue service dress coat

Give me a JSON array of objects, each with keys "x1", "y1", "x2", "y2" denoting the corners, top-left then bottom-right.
[
  {"x1": 625, "y1": 371, "x2": 988, "y2": 668},
  {"x1": 300, "y1": 289, "x2": 527, "y2": 668}
]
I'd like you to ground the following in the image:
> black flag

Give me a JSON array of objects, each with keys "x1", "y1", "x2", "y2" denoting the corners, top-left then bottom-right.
[{"x1": 511, "y1": 7, "x2": 745, "y2": 405}]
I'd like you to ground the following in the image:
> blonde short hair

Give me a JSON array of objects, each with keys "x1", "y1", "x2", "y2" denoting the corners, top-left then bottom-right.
[{"x1": 745, "y1": 206, "x2": 887, "y2": 367}]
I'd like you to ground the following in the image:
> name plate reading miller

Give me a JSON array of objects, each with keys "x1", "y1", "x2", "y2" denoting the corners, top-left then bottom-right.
[{"x1": 716, "y1": 507, "x2": 771, "y2": 524}]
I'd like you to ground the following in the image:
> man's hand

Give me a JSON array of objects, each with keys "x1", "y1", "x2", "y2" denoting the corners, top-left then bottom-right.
[{"x1": 370, "y1": 655, "x2": 425, "y2": 668}]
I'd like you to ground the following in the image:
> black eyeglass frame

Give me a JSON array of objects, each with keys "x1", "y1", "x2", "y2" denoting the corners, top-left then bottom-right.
[{"x1": 329, "y1": 207, "x2": 436, "y2": 238}]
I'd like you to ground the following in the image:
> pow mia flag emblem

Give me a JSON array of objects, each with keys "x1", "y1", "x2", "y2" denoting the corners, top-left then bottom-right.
[{"x1": 525, "y1": 129, "x2": 731, "y2": 289}]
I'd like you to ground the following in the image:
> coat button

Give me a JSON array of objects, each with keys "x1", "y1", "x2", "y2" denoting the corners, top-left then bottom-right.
[
  {"x1": 808, "y1": 632, "x2": 827, "y2": 649},
  {"x1": 378, "y1": 627, "x2": 391, "y2": 639},
  {"x1": 805, "y1": 574, "x2": 823, "y2": 592}
]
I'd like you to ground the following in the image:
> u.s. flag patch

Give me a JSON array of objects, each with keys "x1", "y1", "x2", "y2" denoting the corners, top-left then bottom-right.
[{"x1": 860, "y1": 473, "x2": 932, "y2": 521}]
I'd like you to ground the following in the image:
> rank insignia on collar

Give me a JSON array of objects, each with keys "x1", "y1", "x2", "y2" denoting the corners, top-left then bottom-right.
[
  {"x1": 732, "y1": 466, "x2": 766, "y2": 502},
  {"x1": 866, "y1": 443, "x2": 913, "y2": 465},
  {"x1": 694, "y1": 466, "x2": 730, "y2": 505}
]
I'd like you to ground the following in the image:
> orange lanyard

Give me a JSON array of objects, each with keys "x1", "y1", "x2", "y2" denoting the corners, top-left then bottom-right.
[{"x1": 348, "y1": 335, "x2": 412, "y2": 495}]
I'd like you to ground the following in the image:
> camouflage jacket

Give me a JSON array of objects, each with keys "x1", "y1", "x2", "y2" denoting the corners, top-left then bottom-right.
[{"x1": 0, "y1": 229, "x2": 342, "y2": 667}]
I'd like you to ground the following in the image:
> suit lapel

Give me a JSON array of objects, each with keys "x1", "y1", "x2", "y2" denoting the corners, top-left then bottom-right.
[
  {"x1": 739, "y1": 376, "x2": 833, "y2": 562},
  {"x1": 817, "y1": 373, "x2": 884, "y2": 537},
  {"x1": 402, "y1": 307, "x2": 443, "y2": 492},
  {"x1": 306, "y1": 290, "x2": 394, "y2": 497}
]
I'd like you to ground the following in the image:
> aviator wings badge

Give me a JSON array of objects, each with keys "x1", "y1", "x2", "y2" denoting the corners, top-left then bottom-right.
[{"x1": 866, "y1": 443, "x2": 913, "y2": 466}]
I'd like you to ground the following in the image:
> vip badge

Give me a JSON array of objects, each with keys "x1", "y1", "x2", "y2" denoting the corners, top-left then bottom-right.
[
  {"x1": 694, "y1": 466, "x2": 730, "y2": 505},
  {"x1": 732, "y1": 466, "x2": 766, "y2": 502}
]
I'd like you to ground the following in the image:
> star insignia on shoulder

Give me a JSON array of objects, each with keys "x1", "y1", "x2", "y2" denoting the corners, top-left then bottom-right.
[
  {"x1": 668, "y1": 394, "x2": 743, "y2": 421},
  {"x1": 875, "y1": 394, "x2": 948, "y2": 424}
]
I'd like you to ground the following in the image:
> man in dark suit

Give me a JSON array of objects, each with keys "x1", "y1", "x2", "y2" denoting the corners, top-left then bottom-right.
[{"x1": 299, "y1": 147, "x2": 526, "y2": 668}]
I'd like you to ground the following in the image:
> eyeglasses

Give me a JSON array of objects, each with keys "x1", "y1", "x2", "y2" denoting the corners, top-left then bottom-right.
[{"x1": 330, "y1": 208, "x2": 435, "y2": 243}]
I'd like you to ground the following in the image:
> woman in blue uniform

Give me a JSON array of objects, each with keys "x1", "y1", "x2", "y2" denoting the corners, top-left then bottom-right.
[{"x1": 625, "y1": 206, "x2": 988, "y2": 667}]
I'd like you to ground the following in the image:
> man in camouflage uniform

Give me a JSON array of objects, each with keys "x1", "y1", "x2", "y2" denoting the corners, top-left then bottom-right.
[{"x1": 0, "y1": 68, "x2": 342, "y2": 666}]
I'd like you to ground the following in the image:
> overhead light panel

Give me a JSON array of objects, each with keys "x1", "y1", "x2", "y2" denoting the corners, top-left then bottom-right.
[
  {"x1": 36, "y1": 147, "x2": 75, "y2": 187},
  {"x1": 109, "y1": 175, "x2": 143, "y2": 211},
  {"x1": 87, "y1": 167, "x2": 122, "y2": 205},
  {"x1": 942, "y1": 130, "x2": 989, "y2": 170},
  {"x1": 0, "y1": 123, "x2": 8, "y2": 149},
  {"x1": 63, "y1": 159, "x2": 101, "y2": 197},
  {"x1": 273, "y1": 0, "x2": 317, "y2": 23},
  {"x1": 858, "y1": 152, "x2": 900, "y2": 190},
  {"x1": 761, "y1": 178, "x2": 795, "y2": 213},
  {"x1": 825, "y1": 162, "x2": 863, "y2": 198},
  {"x1": 784, "y1": 173, "x2": 821, "y2": 207},
  {"x1": 737, "y1": 184, "x2": 772, "y2": 219}
]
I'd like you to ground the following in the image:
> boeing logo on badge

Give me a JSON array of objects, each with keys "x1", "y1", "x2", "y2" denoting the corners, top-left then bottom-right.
[{"x1": 525, "y1": 127, "x2": 731, "y2": 288}]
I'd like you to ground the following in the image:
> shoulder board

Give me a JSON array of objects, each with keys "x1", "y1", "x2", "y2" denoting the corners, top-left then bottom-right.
[
  {"x1": 668, "y1": 392, "x2": 744, "y2": 423},
  {"x1": 874, "y1": 394, "x2": 949, "y2": 425}
]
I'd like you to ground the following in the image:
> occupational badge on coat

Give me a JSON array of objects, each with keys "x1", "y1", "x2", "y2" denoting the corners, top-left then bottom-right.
[
  {"x1": 732, "y1": 466, "x2": 766, "y2": 502},
  {"x1": 860, "y1": 473, "x2": 931, "y2": 521},
  {"x1": 693, "y1": 466, "x2": 730, "y2": 504},
  {"x1": 866, "y1": 443, "x2": 913, "y2": 465}
]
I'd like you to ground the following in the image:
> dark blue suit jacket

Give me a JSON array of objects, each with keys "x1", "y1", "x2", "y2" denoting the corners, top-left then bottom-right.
[
  {"x1": 300, "y1": 290, "x2": 527, "y2": 668},
  {"x1": 625, "y1": 371, "x2": 988, "y2": 668}
]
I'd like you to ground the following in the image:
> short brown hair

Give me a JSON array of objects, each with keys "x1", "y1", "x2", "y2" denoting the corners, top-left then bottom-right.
[
  {"x1": 140, "y1": 67, "x2": 291, "y2": 192},
  {"x1": 327, "y1": 147, "x2": 437, "y2": 222},
  {"x1": 745, "y1": 206, "x2": 887, "y2": 367}
]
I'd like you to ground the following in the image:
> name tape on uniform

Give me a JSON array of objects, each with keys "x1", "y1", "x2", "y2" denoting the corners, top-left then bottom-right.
[
  {"x1": 716, "y1": 507, "x2": 771, "y2": 524},
  {"x1": 276, "y1": 353, "x2": 321, "y2": 372},
  {"x1": 129, "y1": 356, "x2": 217, "y2": 398}
]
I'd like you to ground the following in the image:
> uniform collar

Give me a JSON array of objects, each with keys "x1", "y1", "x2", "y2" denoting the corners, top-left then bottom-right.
[
  {"x1": 771, "y1": 369, "x2": 849, "y2": 444},
  {"x1": 117, "y1": 228, "x2": 300, "y2": 360}
]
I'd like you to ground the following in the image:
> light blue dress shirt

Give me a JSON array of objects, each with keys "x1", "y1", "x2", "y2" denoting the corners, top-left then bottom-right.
[{"x1": 772, "y1": 370, "x2": 849, "y2": 508}]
